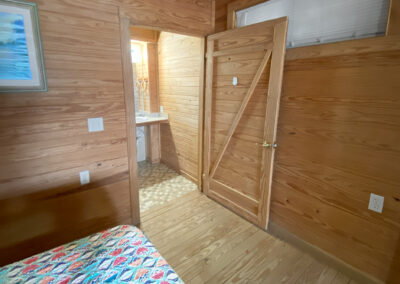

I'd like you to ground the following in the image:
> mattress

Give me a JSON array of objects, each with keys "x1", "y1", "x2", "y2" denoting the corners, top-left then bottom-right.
[{"x1": 0, "y1": 225, "x2": 183, "y2": 283}]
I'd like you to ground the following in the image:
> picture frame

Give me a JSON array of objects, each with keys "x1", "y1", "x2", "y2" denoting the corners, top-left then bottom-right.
[{"x1": 0, "y1": 0, "x2": 47, "y2": 92}]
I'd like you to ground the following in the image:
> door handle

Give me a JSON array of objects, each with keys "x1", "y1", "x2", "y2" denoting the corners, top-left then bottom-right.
[{"x1": 257, "y1": 141, "x2": 277, "y2": 149}]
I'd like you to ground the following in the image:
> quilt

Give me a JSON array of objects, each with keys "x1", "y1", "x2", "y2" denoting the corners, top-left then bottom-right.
[{"x1": 0, "y1": 225, "x2": 183, "y2": 283}]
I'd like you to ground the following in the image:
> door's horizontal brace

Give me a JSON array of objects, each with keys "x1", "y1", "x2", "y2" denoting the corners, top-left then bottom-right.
[
  {"x1": 211, "y1": 178, "x2": 259, "y2": 207},
  {"x1": 207, "y1": 42, "x2": 273, "y2": 58}
]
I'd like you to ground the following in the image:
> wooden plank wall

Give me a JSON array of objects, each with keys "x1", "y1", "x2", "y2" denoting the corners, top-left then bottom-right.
[
  {"x1": 272, "y1": 36, "x2": 400, "y2": 283},
  {"x1": 387, "y1": 0, "x2": 400, "y2": 35},
  {"x1": 0, "y1": 0, "x2": 214, "y2": 266},
  {"x1": 213, "y1": 2, "x2": 400, "y2": 282},
  {"x1": 0, "y1": 0, "x2": 131, "y2": 266},
  {"x1": 130, "y1": 26, "x2": 159, "y2": 43},
  {"x1": 117, "y1": 0, "x2": 215, "y2": 36},
  {"x1": 215, "y1": 0, "x2": 233, "y2": 33},
  {"x1": 158, "y1": 32, "x2": 203, "y2": 183}
]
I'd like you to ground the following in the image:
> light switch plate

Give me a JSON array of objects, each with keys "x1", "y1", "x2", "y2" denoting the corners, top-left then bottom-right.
[
  {"x1": 88, "y1": 117, "x2": 104, "y2": 132},
  {"x1": 368, "y1": 193, "x2": 384, "y2": 213},
  {"x1": 80, "y1": 170, "x2": 90, "y2": 185}
]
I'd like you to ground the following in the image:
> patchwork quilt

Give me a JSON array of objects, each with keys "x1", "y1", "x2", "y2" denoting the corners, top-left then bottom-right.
[{"x1": 0, "y1": 225, "x2": 183, "y2": 283}]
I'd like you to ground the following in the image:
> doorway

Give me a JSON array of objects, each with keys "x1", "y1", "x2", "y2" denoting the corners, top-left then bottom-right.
[
  {"x1": 120, "y1": 14, "x2": 287, "y2": 228},
  {"x1": 128, "y1": 26, "x2": 205, "y2": 214}
]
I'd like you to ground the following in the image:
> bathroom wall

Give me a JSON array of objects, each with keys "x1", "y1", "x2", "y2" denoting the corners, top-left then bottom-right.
[{"x1": 158, "y1": 32, "x2": 203, "y2": 183}]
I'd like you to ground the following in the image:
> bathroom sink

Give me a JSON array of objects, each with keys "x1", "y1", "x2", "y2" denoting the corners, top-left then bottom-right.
[
  {"x1": 136, "y1": 116, "x2": 148, "y2": 123},
  {"x1": 135, "y1": 113, "x2": 168, "y2": 125}
]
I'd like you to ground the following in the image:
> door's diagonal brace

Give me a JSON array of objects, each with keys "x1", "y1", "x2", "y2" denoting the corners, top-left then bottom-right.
[{"x1": 209, "y1": 49, "x2": 272, "y2": 178}]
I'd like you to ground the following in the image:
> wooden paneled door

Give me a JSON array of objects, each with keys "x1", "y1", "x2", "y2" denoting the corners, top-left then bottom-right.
[{"x1": 203, "y1": 18, "x2": 288, "y2": 229}]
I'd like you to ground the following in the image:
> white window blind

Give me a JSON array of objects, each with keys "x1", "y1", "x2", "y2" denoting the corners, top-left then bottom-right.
[{"x1": 236, "y1": 0, "x2": 390, "y2": 48}]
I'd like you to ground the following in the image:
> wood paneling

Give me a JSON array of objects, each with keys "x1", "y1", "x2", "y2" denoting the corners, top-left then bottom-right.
[
  {"x1": 0, "y1": 0, "x2": 215, "y2": 266},
  {"x1": 213, "y1": 2, "x2": 400, "y2": 281},
  {"x1": 118, "y1": 0, "x2": 215, "y2": 36},
  {"x1": 215, "y1": 0, "x2": 232, "y2": 33},
  {"x1": 285, "y1": 35, "x2": 400, "y2": 60},
  {"x1": 271, "y1": 36, "x2": 400, "y2": 282},
  {"x1": 204, "y1": 19, "x2": 288, "y2": 228},
  {"x1": 147, "y1": 43, "x2": 160, "y2": 113},
  {"x1": 119, "y1": 14, "x2": 140, "y2": 225},
  {"x1": 130, "y1": 26, "x2": 159, "y2": 43},
  {"x1": 145, "y1": 124, "x2": 161, "y2": 164},
  {"x1": 146, "y1": 43, "x2": 161, "y2": 164},
  {"x1": 0, "y1": 179, "x2": 131, "y2": 266},
  {"x1": 387, "y1": 0, "x2": 400, "y2": 35},
  {"x1": 198, "y1": 38, "x2": 206, "y2": 189},
  {"x1": 0, "y1": 0, "x2": 131, "y2": 265},
  {"x1": 158, "y1": 32, "x2": 203, "y2": 183}
]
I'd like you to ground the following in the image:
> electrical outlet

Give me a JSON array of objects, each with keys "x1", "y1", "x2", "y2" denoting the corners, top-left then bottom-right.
[
  {"x1": 160, "y1": 106, "x2": 164, "y2": 113},
  {"x1": 368, "y1": 193, "x2": 384, "y2": 213},
  {"x1": 88, "y1": 117, "x2": 104, "y2": 132},
  {"x1": 80, "y1": 170, "x2": 90, "y2": 185}
]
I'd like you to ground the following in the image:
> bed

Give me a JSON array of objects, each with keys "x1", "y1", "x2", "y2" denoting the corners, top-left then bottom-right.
[{"x1": 0, "y1": 225, "x2": 183, "y2": 283}]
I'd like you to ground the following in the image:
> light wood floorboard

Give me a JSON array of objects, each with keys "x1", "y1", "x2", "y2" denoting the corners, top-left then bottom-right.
[{"x1": 139, "y1": 190, "x2": 356, "y2": 284}]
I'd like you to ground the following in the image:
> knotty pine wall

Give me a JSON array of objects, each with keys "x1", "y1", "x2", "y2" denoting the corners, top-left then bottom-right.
[
  {"x1": 213, "y1": 1, "x2": 400, "y2": 282},
  {"x1": 387, "y1": 0, "x2": 400, "y2": 36},
  {"x1": 0, "y1": 0, "x2": 131, "y2": 266},
  {"x1": 158, "y1": 32, "x2": 203, "y2": 183},
  {"x1": 272, "y1": 36, "x2": 400, "y2": 283},
  {"x1": 117, "y1": 0, "x2": 215, "y2": 36},
  {"x1": 215, "y1": 0, "x2": 232, "y2": 33},
  {"x1": 0, "y1": 0, "x2": 214, "y2": 266}
]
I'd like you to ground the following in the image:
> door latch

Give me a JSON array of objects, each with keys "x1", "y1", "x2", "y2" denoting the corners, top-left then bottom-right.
[{"x1": 257, "y1": 141, "x2": 278, "y2": 149}]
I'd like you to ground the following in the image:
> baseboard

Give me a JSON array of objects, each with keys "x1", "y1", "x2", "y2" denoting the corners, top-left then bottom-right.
[
  {"x1": 267, "y1": 222, "x2": 384, "y2": 284},
  {"x1": 180, "y1": 171, "x2": 198, "y2": 185}
]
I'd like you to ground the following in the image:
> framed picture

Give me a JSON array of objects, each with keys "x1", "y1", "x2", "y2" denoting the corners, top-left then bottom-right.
[{"x1": 0, "y1": 0, "x2": 47, "y2": 92}]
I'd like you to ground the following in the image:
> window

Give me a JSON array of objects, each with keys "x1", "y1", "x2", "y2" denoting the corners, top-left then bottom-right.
[{"x1": 236, "y1": 0, "x2": 390, "y2": 48}]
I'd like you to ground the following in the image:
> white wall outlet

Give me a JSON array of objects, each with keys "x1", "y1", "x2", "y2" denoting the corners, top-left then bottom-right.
[
  {"x1": 233, "y1": 76, "x2": 238, "y2": 86},
  {"x1": 79, "y1": 170, "x2": 90, "y2": 185},
  {"x1": 88, "y1": 117, "x2": 104, "y2": 132},
  {"x1": 160, "y1": 106, "x2": 164, "y2": 113},
  {"x1": 368, "y1": 193, "x2": 384, "y2": 213}
]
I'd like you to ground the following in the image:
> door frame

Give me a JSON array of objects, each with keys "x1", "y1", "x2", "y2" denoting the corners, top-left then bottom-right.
[
  {"x1": 119, "y1": 14, "x2": 140, "y2": 225},
  {"x1": 118, "y1": 9, "x2": 207, "y2": 225}
]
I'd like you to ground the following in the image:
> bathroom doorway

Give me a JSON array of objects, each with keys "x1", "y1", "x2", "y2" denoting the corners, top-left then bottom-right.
[{"x1": 129, "y1": 27, "x2": 204, "y2": 213}]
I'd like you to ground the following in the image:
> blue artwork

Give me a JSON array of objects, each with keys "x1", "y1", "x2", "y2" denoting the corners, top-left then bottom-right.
[{"x1": 0, "y1": 11, "x2": 32, "y2": 80}]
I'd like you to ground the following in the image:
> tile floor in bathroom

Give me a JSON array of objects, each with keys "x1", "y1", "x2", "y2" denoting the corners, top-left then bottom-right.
[{"x1": 138, "y1": 161, "x2": 198, "y2": 212}]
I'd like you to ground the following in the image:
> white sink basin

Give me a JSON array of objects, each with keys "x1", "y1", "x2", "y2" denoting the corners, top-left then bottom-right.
[
  {"x1": 136, "y1": 117, "x2": 148, "y2": 123},
  {"x1": 135, "y1": 113, "x2": 168, "y2": 125}
]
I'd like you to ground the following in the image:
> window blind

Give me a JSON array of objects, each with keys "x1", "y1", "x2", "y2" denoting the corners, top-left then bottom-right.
[{"x1": 236, "y1": 0, "x2": 390, "y2": 48}]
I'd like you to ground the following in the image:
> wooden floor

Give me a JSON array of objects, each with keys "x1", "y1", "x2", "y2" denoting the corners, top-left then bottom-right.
[{"x1": 139, "y1": 190, "x2": 358, "y2": 284}]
